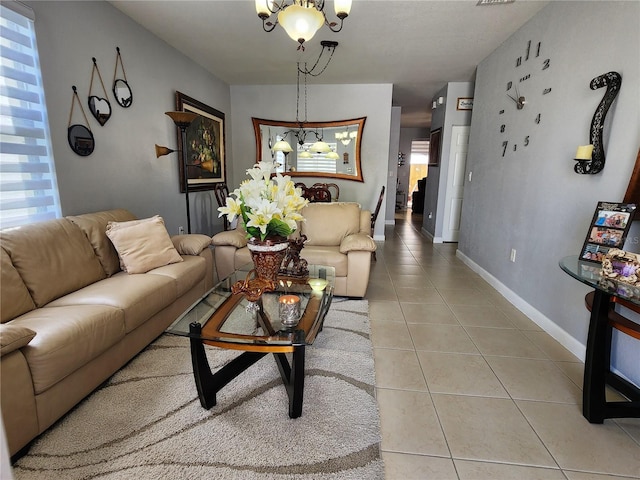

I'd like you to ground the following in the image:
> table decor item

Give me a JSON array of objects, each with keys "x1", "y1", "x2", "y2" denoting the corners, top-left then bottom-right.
[
  {"x1": 219, "y1": 161, "x2": 308, "y2": 295},
  {"x1": 579, "y1": 201, "x2": 636, "y2": 263},
  {"x1": 278, "y1": 294, "x2": 301, "y2": 326},
  {"x1": 307, "y1": 277, "x2": 328, "y2": 292},
  {"x1": 601, "y1": 249, "x2": 640, "y2": 286}
]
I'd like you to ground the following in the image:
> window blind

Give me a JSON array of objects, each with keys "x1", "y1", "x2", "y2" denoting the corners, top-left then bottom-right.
[{"x1": 0, "y1": 2, "x2": 61, "y2": 229}]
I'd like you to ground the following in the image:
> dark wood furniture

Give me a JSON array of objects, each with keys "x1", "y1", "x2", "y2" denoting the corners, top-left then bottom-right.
[
  {"x1": 213, "y1": 183, "x2": 230, "y2": 230},
  {"x1": 312, "y1": 183, "x2": 339, "y2": 200},
  {"x1": 295, "y1": 182, "x2": 332, "y2": 202},
  {"x1": 559, "y1": 255, "x2": 640, "y2": 423},
  {"x1": 166, "y1": 264, "x2": 335, "y2": 418},
  {"x1": 371, "y1": 186, "x2": 385, "y2": 261}
]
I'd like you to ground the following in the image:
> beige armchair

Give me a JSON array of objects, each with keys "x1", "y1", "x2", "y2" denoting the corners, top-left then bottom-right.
[{"x1": 212, "y1": 202, "x2": 376, "y2": 297}]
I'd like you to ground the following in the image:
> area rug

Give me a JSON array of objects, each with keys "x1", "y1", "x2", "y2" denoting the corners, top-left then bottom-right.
[{"x1": 13, "y1": 299, "x2": 383, "y2": 480}]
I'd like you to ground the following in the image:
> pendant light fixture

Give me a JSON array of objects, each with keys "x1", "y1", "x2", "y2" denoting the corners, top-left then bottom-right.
[{"x1": 256, "y1": 0, "x2": 352, "y2": 49}]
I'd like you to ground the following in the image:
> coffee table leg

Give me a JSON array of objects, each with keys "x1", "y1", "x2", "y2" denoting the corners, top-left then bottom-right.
[
  {"x1": 189, "y1": 322, "x2": 266, "y2": 410},
  {"x1": 274, "y1": 344, "x2": 305, "y2": 419}
]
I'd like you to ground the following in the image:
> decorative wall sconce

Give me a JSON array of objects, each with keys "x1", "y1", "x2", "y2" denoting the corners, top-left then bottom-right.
[
  {"x1": 438, "y1": 97, "x2": 445, "y2": 105},
  {"x1": 573, "y1": 71, "x2": 622, "y2": 174},
  {"x1": 432, "y1": 101, "x2": 437, "y2": 110}
]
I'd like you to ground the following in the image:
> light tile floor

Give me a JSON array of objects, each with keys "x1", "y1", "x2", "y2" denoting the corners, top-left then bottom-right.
[{"x1": 369, "y1": 212, "x2": 640, "y2": 480}]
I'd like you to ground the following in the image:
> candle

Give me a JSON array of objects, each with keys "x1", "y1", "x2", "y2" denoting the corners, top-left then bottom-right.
[
  {"x1": 279, "y1": 294, "x2": 300, "y2": 326},
  {"x1": 575, "y1": 144, "x2": 594, "y2": 160}
]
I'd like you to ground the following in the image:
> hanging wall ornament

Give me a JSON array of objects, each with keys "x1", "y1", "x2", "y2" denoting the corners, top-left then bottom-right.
[
  {"x1": 87, "y1": 57, "x2": 112, "y2": 125},
  {"x1": 112, "y1": 47, "x2": 132, "y2": 108},
  {"x1": 67, "y1": 86, "x2": 95, "y2": 156}
]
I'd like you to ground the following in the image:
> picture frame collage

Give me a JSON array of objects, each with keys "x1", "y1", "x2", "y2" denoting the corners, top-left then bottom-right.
[{"x1": 580, "y1": 201, "x2": 636, "y2": 263}]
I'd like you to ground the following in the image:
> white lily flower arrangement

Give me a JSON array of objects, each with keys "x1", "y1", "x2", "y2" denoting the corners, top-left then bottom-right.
[{"x1": 217, "y1": 162, "x2": 308, "y2": 241}]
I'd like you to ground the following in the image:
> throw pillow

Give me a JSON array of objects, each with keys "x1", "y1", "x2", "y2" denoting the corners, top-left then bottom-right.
[
  {"x1": 0, "y1": 323, "x2": 36, "y2": 357},
  {"x1": 106, "y1": 216, "x2": 183, "y2": 274}
]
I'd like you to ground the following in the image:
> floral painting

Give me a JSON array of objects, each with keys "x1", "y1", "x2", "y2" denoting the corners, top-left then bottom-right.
[{"x1": 176, "y1": 91, "x2": 226, "y2": 192}]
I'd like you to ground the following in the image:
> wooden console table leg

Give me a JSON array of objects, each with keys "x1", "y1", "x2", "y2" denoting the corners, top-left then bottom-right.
[{"x1": 583, "y1": 290, "x2": 611, "y2": 423}]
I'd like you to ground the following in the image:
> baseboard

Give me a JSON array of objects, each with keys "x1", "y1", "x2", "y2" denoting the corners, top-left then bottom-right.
[
  {"x1": 422, "y1": 228, "x2": 443, "y2": 243},
  {"x1": 373, "y1": 234, "x2": 385, "y2": 241},
  {"x1": 456, "y1": 249, "x2": 586, "y2": 362},
  {"x1": 385, "y1": 220, "x2": 394, "y2": 225}
]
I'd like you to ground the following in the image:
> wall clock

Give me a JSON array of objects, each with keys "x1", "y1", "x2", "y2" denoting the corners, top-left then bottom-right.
[{"x1": 498, "y1": 40, "x2": 552, "y2": 157}]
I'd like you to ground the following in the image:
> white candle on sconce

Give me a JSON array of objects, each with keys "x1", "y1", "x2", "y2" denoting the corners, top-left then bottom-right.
[
  {"x1": 575, "y1": 144, "x2": 594, "y2": 160},
  {"x1": 279, "y1": 294, "x2": 300, "y2": 326}
]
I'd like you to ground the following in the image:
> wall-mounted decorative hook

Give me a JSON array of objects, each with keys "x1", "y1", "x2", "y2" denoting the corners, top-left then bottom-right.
[{"x1": 574, "y1": 71, "x2": 622, "y2": 174}]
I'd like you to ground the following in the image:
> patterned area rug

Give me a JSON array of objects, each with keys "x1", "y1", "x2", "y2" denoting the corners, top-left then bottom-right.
[{"x1": 13, "y1": 299, "x2": 383, "y2": 479}]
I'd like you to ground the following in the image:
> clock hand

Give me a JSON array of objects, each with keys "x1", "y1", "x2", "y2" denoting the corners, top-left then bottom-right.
[{"x1": 507, "y1": 92, "x2": 519, "y2": 104}]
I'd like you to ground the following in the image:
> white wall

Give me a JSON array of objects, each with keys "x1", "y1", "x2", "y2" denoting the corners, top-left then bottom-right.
[
  {"x1": 31, "y1": 1, "x2": 231, "y2": 235},
  {"x1": 459, "y1": 1, "x2": 640, "y2": 382},
  {"x1": 384, "y1": 106, "x2": 401, "y2": 232},
  {"x1": 230, "y1": 83, "x2": 393, "y2": 238}
]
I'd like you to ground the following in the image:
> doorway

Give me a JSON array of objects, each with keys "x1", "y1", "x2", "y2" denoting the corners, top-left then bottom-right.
[{"x1": 408, "y1": 138, "x2": 429, "y2": 209}]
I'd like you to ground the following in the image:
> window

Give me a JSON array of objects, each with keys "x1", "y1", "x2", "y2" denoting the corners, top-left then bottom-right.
[{"x1": 0, "y1": 1, "x2": 60, "y2": 229}]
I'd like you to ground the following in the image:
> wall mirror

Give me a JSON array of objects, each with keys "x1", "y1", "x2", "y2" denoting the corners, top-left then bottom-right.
[{"x1": 252, "y1": 117, "x2": 366, "y2": 182}]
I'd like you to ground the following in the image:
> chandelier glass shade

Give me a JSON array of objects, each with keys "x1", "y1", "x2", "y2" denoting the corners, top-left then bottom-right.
[{"x1": 255, "y1": 0, "x2": 352, "y2": 47}]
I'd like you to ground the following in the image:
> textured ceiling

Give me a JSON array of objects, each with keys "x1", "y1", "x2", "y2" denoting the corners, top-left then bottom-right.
[{"x1": 109, "y1": 0, "x2": 549, "y2": 127}]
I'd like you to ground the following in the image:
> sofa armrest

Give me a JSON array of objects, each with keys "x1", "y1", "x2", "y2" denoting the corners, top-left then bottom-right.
[
  {"x1": 211, "y1": 229, "x2": 248, "y2": 249},
  {"x1": 0, "y1": 323, "x2": 36, "y2": 357},
  {"x1": 171, "y1": 234, "x2": 212, "y2": 255},
  {"x1": 340, "y1": 233, "x2": 377, "y2": 254},
  {"x1": 360, "y1": 210, "x2": 372, "y2": 236}
]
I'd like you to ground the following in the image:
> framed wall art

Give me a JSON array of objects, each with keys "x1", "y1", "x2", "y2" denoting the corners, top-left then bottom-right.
[
  {"x1": 456, "y1": 97, "x2": 473, "y2": 110},
  {"x1": 175, "y1": 91, "x2": 226, "y2": 192},
  {"x1": 579, "y1": 201, "x2": 636, "y2": 263},
  {"x1": 429, "y1": 128, "x2": 442, "y2": 166}
]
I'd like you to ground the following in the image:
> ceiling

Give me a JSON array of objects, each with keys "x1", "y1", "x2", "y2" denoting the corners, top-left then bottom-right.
[{"x1": 109, "y1": 0, "x2": 549, "y2": 128}]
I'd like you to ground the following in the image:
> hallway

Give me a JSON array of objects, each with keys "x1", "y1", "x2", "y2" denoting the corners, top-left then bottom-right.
[{"x1": 368, "y1": 212, "x2": 640, "y2": 479}]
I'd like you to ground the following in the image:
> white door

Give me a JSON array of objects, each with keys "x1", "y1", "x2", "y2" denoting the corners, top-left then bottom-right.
[{"x1": 442, "y1": 126, "x2": 470, "y2": 242}]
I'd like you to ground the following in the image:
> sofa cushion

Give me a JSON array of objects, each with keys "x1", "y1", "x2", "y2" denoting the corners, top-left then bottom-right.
[
  {"x1": 0, "y1": 323, "x2": 36, "y2": 357},
  {"x1": 171, "y1": 234, "x2": 213, "y2": 255},
  {"x1": 46, "y1": 273, "x2": 176, "y2": 333},
  {"x1": 14, "y1": 305, "x2": 125, "y2": 394},
  {"x1": 300, "y1": 247, "x2": 348, "y2": 277},
  {"x1": 147, "y1": 255, "x2": 207, "y2": 296},
  {"x1": 0, "y1": 247, "x2": 36, "y2": 322},
  {"x1": 67, "y1": 209, "x2": 137, "y2": 276},
  {"x1": 301, "y1": 203, "x2": 361, "y2": 246},
  {"x1": 0, "y1": 218, "x2": 106, "y2": 307},
  {"x1": 106, "y1": 216, "x2": 183, "y2": 274}
]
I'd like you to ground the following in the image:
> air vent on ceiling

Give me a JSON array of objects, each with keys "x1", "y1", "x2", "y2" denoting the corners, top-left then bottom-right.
[{"x1": 477, "y1": 0, "x2": 515, "y2": 5}]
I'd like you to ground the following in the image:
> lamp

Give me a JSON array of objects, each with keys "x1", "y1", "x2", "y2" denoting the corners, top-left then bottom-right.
[
  {"x1": 155, "y1": 111, "x2": 198, "y2": 233},
  {"x1": 256, "y1": 0, "x2": 351, "y2": 49}
]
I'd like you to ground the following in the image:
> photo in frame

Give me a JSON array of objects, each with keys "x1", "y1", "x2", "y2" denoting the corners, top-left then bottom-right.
[
  {"x1": 175, "y1": 91, "x2": 226, "y2": 192},
  {"x1": 579, "y1": 201, "x2": 636, "y2": 263},
  {"x1": 429, "y1": 128, "x2": 442, "y2": 166}
]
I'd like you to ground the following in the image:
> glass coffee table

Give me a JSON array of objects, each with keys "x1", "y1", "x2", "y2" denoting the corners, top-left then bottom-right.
[{"x1": 166, "y1": 264, "x2": 334, "y2": 418}]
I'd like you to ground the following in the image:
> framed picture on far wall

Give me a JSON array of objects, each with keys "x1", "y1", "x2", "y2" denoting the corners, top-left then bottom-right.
[
  {"x1": 429, "y1": 128, "x2": 442, "y2": 166},
  {"x1": 175, "y1": 91, "x2": 226, "y2": 193},
  {"x1": 579, "y1": 201, "x2": 636, "y2": 263}
]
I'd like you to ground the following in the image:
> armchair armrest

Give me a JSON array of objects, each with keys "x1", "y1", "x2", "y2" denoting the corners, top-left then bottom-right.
[
  {"x1": 340, "y1": 233, "x2": 377, "y2": 254},
  {"x1": 171, "y1": 234, "x2": 213, "y2": 255},
  {"x1": 211, "y1": 229, "x2": 248, "y2": 249},
  {"x1": 0, "y1": 324, "x2": 36, "y2": 357}
]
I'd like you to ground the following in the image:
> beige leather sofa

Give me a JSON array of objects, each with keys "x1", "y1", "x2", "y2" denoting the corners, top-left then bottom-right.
[
  {"x1": 0, "y1": 209, "x2": 214, "y2": 457},
  {"x1": 212, "y1": 202, "x2": 376, "y2": 297}
]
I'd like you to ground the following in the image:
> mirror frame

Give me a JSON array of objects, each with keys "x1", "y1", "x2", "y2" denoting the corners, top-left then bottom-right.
[{"x1": 252, "y1": 117, "x2": 366, "y2": 182}]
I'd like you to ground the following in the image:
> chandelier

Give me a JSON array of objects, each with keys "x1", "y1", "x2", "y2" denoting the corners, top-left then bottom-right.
[
  {"x1": 271, "y1": 41, "x2": 338, "y2": 157},
  {"x1": 255, "y1": 0, "x2": 352, "y2": 49}
]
